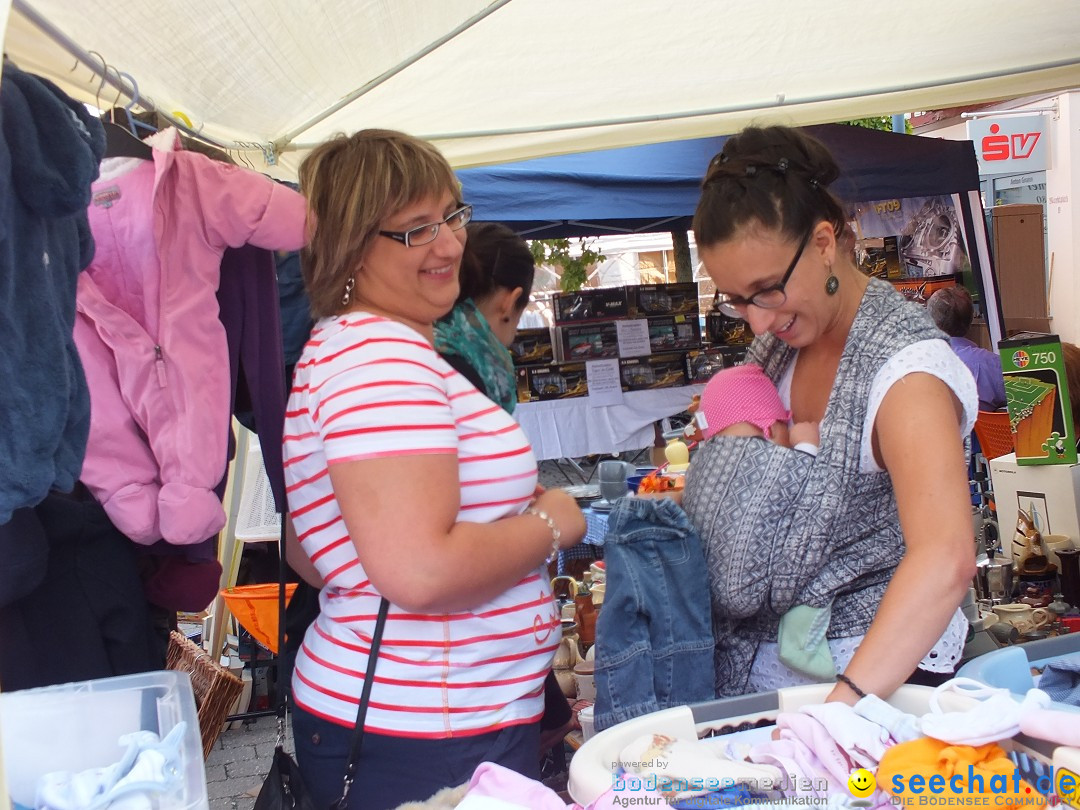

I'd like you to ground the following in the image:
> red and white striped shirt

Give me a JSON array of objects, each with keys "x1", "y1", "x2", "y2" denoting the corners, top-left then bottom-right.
[{"x1": 283, "y1": 313, "x2": 557, "y2": 736}]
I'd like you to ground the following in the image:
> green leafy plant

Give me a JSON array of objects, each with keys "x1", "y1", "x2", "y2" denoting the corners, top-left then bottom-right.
[
  {"x1": 846, "y1": 116, "x2": 912, "y2": 134},
  {"x1": 528, "y1": 238, "x2": 605, "y2": 293}
]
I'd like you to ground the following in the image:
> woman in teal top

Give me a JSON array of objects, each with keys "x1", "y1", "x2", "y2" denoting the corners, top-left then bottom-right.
[{"x1": 434, "y1": 222, "x2": 536, "y2": 412}]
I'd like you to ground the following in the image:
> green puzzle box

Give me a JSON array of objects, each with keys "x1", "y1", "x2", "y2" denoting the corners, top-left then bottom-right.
[{"x1": 998, "y1": 332, "x2": 1077, "y2": 466}]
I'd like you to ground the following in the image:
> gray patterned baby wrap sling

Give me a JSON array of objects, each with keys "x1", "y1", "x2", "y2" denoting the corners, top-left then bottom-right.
[{"x1": 682, "y1": 279, "x2": 945, "y2": 696}]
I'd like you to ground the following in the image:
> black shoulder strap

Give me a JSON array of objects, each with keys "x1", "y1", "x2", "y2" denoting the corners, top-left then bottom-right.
[
  {"x1": 274, "y1": 517, "x2": 291, "y2": 737},
  {"x1": 334, "y1": 596, "x2": 390, "y2": 808},
  {"x1": 275, "y1": 516, "x2": 389, "y2": 807}
]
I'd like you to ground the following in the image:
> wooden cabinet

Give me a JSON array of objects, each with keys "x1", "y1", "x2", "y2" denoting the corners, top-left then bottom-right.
[{"x1": 991, "y1": 204, "x2": 1049, "y2": 336}]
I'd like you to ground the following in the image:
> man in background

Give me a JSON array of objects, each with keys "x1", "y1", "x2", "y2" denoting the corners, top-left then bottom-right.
[{"x1": 927, "y1": 286, "x2": 1007, "y2": 411}]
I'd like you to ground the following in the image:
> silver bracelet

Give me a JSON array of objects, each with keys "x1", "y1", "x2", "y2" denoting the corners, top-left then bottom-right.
[{"x1": 525, "y1": 507, "x2": 562, "y2": 564}]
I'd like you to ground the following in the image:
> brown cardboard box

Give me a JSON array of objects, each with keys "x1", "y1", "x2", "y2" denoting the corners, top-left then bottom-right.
[
  {"x1": 516, "y1": 362, "x2": 589, "y2": 402},
  {"x1": 619, "y1": 353, "x2": 688, "y2": 391},
  {"x1": 509, "y1": 328, "x2": 554, "y2": 366},
  {"x1": 992, "y1": 205, "x2": 1048, "y2": 337}
]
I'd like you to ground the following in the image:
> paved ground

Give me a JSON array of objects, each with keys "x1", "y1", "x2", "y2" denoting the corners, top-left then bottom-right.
[{"x1": 206, "y1": 716, "x2": 289, "y2": 810}]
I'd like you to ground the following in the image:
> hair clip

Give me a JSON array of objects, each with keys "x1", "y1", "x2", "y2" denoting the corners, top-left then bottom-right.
[
  {"x1": 808, "y1": 177, "x2": 820, "y2": 189},
  {"x1": 745, "y1": 165, "x2": 757, "y2": 177},
  {"x1": 776, "y1": 158, "x2": 789, "y2": 173}
]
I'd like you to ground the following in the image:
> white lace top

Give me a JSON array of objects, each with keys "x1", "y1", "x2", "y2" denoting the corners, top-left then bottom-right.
[{"x1": 749, "y1": 339, "x2": 977, "y2": 690}]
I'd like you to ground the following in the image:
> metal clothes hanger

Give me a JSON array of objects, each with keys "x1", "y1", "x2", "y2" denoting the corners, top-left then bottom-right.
[
  {"x1": 118, "y1": 71, "x2": 157, "y2": 136},
  {"x1": 79, "y1": 51, "x2": 220, "y2": 159},
  {"x1": 107, "y1": 67, "x2": 126, "y2": 124},
  {"x1": 234, "y1": 148, "x2": 254, "y2": 170},
  {"x1": 91, "y1": 53, "x2": 108, "y2": 111},
  {"x1": 99, "y1": 65, "x2": 152, "y2": 160}
]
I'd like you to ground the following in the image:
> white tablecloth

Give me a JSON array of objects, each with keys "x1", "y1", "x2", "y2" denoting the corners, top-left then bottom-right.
[{"x1": 515, "y1": 385, "x2": 704, "y2": 461}]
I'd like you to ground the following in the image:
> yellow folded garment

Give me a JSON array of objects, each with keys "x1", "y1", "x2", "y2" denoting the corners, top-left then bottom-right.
[{"x1": 878, "y1": 737, "x2": 1043, "y2": 808}]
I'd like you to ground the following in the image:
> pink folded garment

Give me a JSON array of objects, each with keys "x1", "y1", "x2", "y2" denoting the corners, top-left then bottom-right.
[
  {"x1": 747, "y1": 737, "x2": 833, "y2": 799},
  {"x1": 776, "y1": 712, "x2": 856, "y2": 787},
  {"x1": 461, "y1": 762, "x2": 567, "y2": 809},
  {"x1": 458, "y1": 762, "x2": 666, "y2": 810}
]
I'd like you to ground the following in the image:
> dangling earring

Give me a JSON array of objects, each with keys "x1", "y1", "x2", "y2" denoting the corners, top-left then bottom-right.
[
  {"x1": 341, "y1": 276, "x2": 355, "y2": 307},
  {"x1": 824, "y1": 263, "x2": 839, "y2": 296}
]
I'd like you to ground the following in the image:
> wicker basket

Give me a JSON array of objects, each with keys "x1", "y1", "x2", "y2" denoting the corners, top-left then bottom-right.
[{"x1": 166, "y1": 631, "x2": 245, "y2": 758}]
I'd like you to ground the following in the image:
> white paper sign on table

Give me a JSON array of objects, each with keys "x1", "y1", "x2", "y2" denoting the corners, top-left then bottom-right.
[
  {"x1": 586, "y1": 359, "x2": 624, "y2": 407},
  {"x1": 615, "y1": 319, "x2": 651, "y2": 358}
]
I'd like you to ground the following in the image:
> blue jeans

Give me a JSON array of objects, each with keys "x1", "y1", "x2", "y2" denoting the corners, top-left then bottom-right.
[
  {"x1": 291, "y1": 704, "x2": 540, "y2": 810},
  {"x1": 594, "y1": 497, "x2": 715, "y2": 731}
]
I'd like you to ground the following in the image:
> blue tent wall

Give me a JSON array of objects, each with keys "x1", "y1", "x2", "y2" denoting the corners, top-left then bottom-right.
[{"x1": 457, "y1": 123, "x2": 1002, "y2": 344}]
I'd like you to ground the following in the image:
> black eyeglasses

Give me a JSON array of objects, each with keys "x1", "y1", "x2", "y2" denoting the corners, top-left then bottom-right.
[
  {"x1": 714, "y1": 228, "x2": 813, "y2": 318},
  {"x1": 378, "y1": 204, "x2": 473, "y2": 248}
]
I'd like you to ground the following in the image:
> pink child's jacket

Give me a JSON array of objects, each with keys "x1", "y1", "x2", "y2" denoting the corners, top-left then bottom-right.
[{"x1": 75, "y1": 129, "x2": 306, "y2": 544}]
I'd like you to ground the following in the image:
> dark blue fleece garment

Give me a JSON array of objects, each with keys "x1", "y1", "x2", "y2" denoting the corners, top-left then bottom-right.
[{"x1": 0, "y1": 62, "x2": 105, "y2": 522}]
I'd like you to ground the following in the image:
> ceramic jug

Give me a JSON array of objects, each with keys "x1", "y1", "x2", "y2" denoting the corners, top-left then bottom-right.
[{"x1": 993, "y1": 602, "x2": 1052, "y2": 635}]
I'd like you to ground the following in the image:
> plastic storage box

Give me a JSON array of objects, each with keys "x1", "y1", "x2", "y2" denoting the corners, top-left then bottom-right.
[
  {"x1": 0, "y1": 670, "x2": 208, "y2": 810},
  {"x1": 957, "y1": 631, "x2": 1080, "y2": 694}
]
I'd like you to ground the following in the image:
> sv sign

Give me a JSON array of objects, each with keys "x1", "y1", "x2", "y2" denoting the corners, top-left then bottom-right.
[
  {"x1": 967, "y1": 115, "x2": 1048, "y2": 176},
  {"x1": 981, "y1": 124, "x2": 1041, "y2": 162}
]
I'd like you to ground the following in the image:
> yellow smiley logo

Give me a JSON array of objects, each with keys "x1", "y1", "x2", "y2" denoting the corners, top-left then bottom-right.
[{"x1": 848, "y1": 768, "x2": 876, "y2": 798}]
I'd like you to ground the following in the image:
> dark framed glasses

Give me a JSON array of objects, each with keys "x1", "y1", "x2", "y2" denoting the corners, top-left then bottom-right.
[
  {"x1": 378, "y1": 204, "x2": 473, "y2": 248},
  {"x1": 714, "y1": 228, "x2": 813, "y2": 318}
]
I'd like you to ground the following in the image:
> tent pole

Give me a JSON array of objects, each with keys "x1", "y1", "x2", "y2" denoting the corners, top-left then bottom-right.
[
  {"x1": 12, "y1": 0, "x2": 129, "y2": 96},
  {"x1": 274, "y1": 0, "x2": 514, "y2": 151},
  {"x1": 958, "y1": 191, "x2": 1003, "y2": 347}
]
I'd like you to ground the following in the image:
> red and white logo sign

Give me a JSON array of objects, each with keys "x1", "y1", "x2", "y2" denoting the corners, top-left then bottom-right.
[
  {"x1": 981, "y1": 124, "x2": 1041, "y2": 162},
  {"x1": 967, "y1": 115, "x2": 1048, "y2": 177}
]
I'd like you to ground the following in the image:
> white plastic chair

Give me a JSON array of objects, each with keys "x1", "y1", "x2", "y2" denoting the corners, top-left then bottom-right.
[{"x1": 234, "y1": 433, "x2": 282, "y2": 544}]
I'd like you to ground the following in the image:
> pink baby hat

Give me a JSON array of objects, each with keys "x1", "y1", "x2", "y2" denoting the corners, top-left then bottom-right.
[{"x1": 697, "y1": 364, "x2": 791, "y2": 441}]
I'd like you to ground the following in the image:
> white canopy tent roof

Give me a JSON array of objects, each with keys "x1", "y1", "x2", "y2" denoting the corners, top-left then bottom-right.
[{"x1": 5, "y1": 0, "x2": 1080, "y2": 178}]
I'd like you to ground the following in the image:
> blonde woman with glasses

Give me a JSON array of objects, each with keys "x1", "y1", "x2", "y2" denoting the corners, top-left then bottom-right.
[{"x1": 283, "y1": 129, "x2": 585, "y2": 809}]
